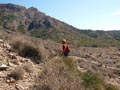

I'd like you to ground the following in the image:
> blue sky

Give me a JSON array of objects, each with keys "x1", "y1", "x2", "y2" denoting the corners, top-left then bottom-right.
[{"x1": 1, "y1": 0, "x2": 120, "y2": 30}]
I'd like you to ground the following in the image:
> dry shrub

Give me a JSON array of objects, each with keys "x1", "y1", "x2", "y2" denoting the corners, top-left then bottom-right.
[
  {"x1": 5, "y1": 34, "x2": 43, "y2": 63},
  {"x1": 11, "y1": 39, "x2": 22, "y2": 50},
  {"x1": 62, "y1": 57, "x2": 75, "y2": 72},
  {"x1": 81, "y1": 71, "x2": 119, "y2": 90},
  {"x1": 31, "y1": 57, "x2": 119, "y2": 90},
  {"x1": 31, "y1": 57, "x2": 82, "y2": 90},
  {"x1": 0, "y1": 30, "x2": 9, "y2": 40},
  {"x1": 105, "y1": 84, "x2": 119, "y2": 90},
  {"x1": 19, "y1": 43, "x2": 41, "y2": 62},
  {"x1": 11, "y1": 37, "x2": 42, "y2": 63},
  {"x1": 22, "y1": 63, "x2": 34, "y2": 73},
  {"x1": 114, "y1": 70, "x2": 120, "y2": 76},
  {"x1": 0, "y1": 31, "x2": 63, "y2": 62},
  {"x1": 32, "y1": 84, "x2": 52, "y2": 90},
  {"x1": 9, "y1": 34, "x2": 60, "y2": 63},
  {"x1": 8, "y1": 68, "x2": 24, "y2": 80}
]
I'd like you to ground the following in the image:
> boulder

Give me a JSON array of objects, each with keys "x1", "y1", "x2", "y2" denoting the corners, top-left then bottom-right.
[
  {"x1": 8, "y1": 62, "x2": 14, "y2": 67},
  {"x1": 10, "y1": 77, "x2": 16, "y2": 83},
  {"x1": 0, "y1": 39, "x2": 4, "y2": 43},
  {"x1": 0, "y1": 72, "x2": 6, "y2": 78},
  {"x1": 8, "y1": 53, "x2": 17, "y2": 59},
  {"x1": 0, "y1": 64, "x2": 9, "y2": 71},
  {"x1": 6, "y1": 79, "x2": 10, "y2": 83},
  {"x1": 15, "y1": 84, "x2": 25, "y2": 90}
]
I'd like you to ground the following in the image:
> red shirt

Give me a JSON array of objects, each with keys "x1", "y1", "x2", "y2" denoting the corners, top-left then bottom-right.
[{"x1": 63, "y1": 43, "x2": 69, "y2": 53}]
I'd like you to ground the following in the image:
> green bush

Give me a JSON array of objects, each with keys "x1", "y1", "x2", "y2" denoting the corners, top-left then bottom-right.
[
  {"x1": 19, "y1": 29, "x2": 26, "y2": 34},
  {"x1": 82, "y1": 72, "x2": 104, "y2": 90},
  {"x1": 0, "y1": 14, "x2": 16, "y2": 21}
]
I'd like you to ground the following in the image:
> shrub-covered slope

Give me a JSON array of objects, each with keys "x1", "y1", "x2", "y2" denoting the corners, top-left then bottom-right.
[{"x1": 0, "y1": 4, "x2": 120, "y2": 46}]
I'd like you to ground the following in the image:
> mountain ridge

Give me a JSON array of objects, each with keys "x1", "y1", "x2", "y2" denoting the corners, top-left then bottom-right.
[{"x1": 0, "y1": 3, "x2": 120, "y2": 46}]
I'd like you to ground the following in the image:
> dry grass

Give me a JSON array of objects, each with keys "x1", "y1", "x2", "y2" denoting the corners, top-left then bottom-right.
[
  {"x1": 8, "y1": 68, "x2": 24, "y2": 80},
  {"x1": 0, "y1": 31, "x2": 119, "y2": 90},
  {"x1": 0, "y1": 31, "x2": 61, "y2": 63},
  {"x1": 32, "y1": 84, "x2": 52, "y2": 90},
  {"x1": 11, "y1": 39, "x2": 42, "y2": 63},
  {"x1": 81, "y1": 71, "x2": 104, "y2": 90},
  {"x1": 30, "y1": 57, "x2": 119, "y2": 90},
  {"x1": 22, "y1": 63, "x2": 34, "y2": 73},
  {"x1": 105, "y1": 84, "x2": 119, "y2": 90},
  {"x1": 31, "y1": 57, "x2": 82, "y2": 90}
]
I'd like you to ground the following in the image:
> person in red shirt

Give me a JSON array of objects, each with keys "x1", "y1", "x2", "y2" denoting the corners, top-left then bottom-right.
[{"x1": 61, "y1": 39, "x2": 70, "y2": 57}]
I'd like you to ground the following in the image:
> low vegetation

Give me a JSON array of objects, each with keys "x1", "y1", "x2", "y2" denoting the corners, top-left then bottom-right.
[
  {"x1": 62, "y1": 57, "x2": 75, "y2": 72},
  {"x1": 8, "y1": 68, "x2": 24, "y2": 80},
  {"x1": 0, "y1": 14, "x2": 16, "y2": 21},
  {"x1": 22, "y1": 63, "x2": 33, "y2": 73},
  {"x1": 114, "y1": 70, "x2": 120, "y2": 76},
  {"x1": 31, "y1": 57, "x2": 82, "y2": 90},
  {"x1": 82, "y1": 72, "x2": 104, "y2": 90},
  {"x1": 0, "y1": 31, "x2": 61, "y2": 63},
  {"x1": 0, "y1": 4, "x2": 120, "y2": 90},
  {"x1": 30, "y1": 57, "x2": 119, "y2": 90},
  {"x1": 105, "y1": 84, "x2": 119, "y2": 90},
  {"x1": 11, "y1": 38, "x2": 42, "y2": 63},
  {"x1": 0, "y1": 30, "x2": 119, "y2": 90}
]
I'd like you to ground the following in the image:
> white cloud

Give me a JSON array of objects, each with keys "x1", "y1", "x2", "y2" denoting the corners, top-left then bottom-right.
[{"x1": 111, "y1": 11, "x2": 120, "y2": 16}]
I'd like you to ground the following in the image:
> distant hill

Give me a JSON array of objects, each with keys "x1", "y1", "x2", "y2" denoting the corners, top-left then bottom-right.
[
  {"x1": 0, "y1": 3, "x2": 120, "y2": 46},
  {"x1": 78, "y1": 30, "x2": 120, "y2": 40},
  {"x1": 0, "y1": 4, "x2": 88, "y2": 41}
]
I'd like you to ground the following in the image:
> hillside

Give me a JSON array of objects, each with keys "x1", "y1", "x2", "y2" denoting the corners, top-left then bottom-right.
[
  {"x1": 0, "y1": 3, "x2": 86, "y2": 43},
  {"x1": 0, "y1": 31, "x2": 120, "y2": 90},
  {"x1": 0, "y1": 3, "x2": 120, "y2": 47},
  {"x1": 0, "y1": 3, "x2": 120, "y2": 90},
  {"x1": 78, "y1": 30, "x2": 120, "y2": 40}
]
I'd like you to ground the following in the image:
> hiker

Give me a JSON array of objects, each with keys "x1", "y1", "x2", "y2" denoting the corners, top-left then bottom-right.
[{"x1": 61, "y1": 39, "x2": 70, "y2": 57}]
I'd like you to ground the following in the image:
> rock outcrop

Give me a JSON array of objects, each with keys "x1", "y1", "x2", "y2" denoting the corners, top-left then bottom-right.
[{"x1": 0, "y1": 4, "x2": 71, "y2": 31}]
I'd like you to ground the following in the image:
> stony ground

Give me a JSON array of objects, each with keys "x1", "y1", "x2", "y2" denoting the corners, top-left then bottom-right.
[
  {"x1": 72, "y1": 47, "x2": 120, "y2": 88},
  {"x1": 0, "y1": 39, "x2": 44, "y2": 90},
  {"x1": 0, "y1": 39, "x2": 120, "y2": 90}
]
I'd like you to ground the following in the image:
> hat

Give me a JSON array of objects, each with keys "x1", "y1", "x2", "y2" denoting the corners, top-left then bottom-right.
[{"x1": 62, "y1": 39, "x2": 67, "y2": 43}]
